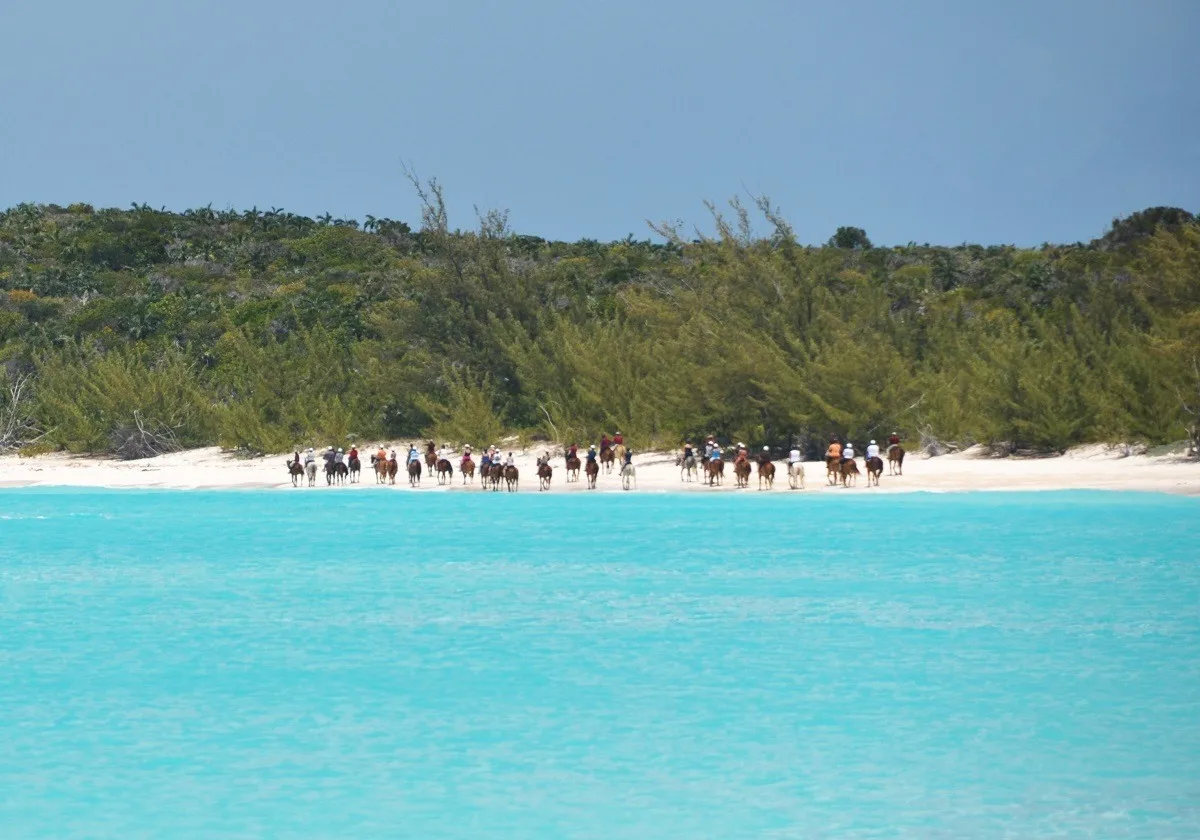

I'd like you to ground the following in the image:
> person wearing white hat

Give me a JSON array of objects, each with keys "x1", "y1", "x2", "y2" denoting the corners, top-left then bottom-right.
[
  {"x1": 866, "y1": 440, "x2": 880, "y2": 460},
  {"x1": 757, "y1": 445, "x2": 772, "y2": 467},
  {"x1": 334, "y1": 448, "x2": 345, "y2": 465},
  {"x1": 303, "y1": 447, "x2": 316, "y2": 466}
]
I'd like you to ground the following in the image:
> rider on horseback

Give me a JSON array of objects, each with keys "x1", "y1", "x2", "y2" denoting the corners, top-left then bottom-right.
[
  {"x1": 438, "y1": 443, "x2": 451, "y2": 464},
  {"x1": 735, "y1": 443, "x2": 748, "y2": 464},
  {"x1": 334, "y1": 448, "x2": 345, "y2": 465},
  {"x1": 788, "y1": 445, "x2": 801, "y2": 467},
  {"x1": 866, "y1": 440, "x2": 880, "y2": 460},
  {"x1": 842, "y1": 441, "x2": 856, "y2": 464},
  {"x1": 323, "y1": 447, "x2": 336, "y2": 468},
  {"x1": 566, "y1": 442, "x2": 578, "y2": 467},
  {"x1": 480, "y1": 448, "x2": 491, "y2": 470},
  {"x1": 887, "y1": 431, "x2": 901, "y2": 454},
  {"x1": 682, "y1": 441, "x2": 694, "y2": 460},
  {"x1": 599, "y1": 433, "x2": 610, "y2": 453},
  {"x1": 375, "y1": 445, "x2": 387, "y2": 464},
  {"x1": 461, "y1": 445, "x2": 473, "y2": 466},
  {"x1": 613, "y1": 431, "x2": 624, "y2": 446},
  {"x1": 623, "y1": 447, "x2": 633, "y2": 466},
  {"x1": 505, "y1": 452, "x2": 515, "y2": 468},
  {"x1": 586, "y1": 445, "x2": 598, "y2": 464},
  {"x1": 826, "y1": 437, "x2": 842, "y2": 461},
  {"x1": 757, "y1": 446, "x2": 771, "y2": 465},
  {"x1": 304, "y1": 447, "x2": 316, "y2": 465},
  {"x1": 407, "y1": 444, "x2": 420, "y2": 464}
]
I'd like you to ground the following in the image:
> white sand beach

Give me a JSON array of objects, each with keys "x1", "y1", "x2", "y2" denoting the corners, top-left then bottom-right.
[{"x1": 0, "y1": 445, "x2": 1196, "y2": 495}]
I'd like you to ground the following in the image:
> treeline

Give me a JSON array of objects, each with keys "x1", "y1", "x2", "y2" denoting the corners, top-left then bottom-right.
[{"x1": 0, "y1": 195, "x2": 1197, "y2": 458}]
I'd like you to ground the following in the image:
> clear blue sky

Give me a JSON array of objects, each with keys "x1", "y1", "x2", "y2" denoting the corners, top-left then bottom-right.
[{"x1": 2, "y1": 0, "x2": 1197, "y2": 245}]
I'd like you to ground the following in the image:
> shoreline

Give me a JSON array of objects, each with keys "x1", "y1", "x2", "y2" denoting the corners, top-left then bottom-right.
[{"x1": 0, "y1": 445, "x2": 1196, "y2": 496}]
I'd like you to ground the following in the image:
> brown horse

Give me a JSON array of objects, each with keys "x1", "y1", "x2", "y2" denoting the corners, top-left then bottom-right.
[
  {"x1": 840, "y1": 458, "x2": 860, "y2": 487},
  {"x1": 538, "y1": 462, "x2": 552, "y2": 490},
  {"x1": 866, "y1": 456, "x2": 883, "y2": 486},
  {"x1": 348, "y1": 456, "x2": 361, "y2": 484},
  {"x1": 734, "y1": 458, "x2": 752, "y2": 488},
  {"x1": 287, "y1": 459, "x2": 304, "y2": 487},
  {"x1": 706, "y1": 458, "x2": 725, "y2": 486},
  {"x1": 758, "y1": 460, "x2": 775, "y2": 489},
  {"x1": 436, "y1": 458, "x2": 453, "y2": 485},
  {"x1": 504, "y1": 464, "x2": 519, "y2": 492},
  {"x1": 386, "y1": 457, "x2": 398, "y2": 485},
  {"x1": 585, "y1": 458, "x2": 599, "y2": 489},
  {"x1": 424, "y1": 442, "x2": 437, "y2": 475},
  {"x1": 599, "y1": 446, "x2": 615, "y2": 474},
  {"x1": 408, "y1": 458, "x2": 422, "y2": 487},
  {"x1": 334, "y1": 462, "x2": 349, "y2": 485},
  {"x1": 565, "y1": 455, "x2": 581, "y2": 482},
  {"x1": 826, "y1": 456, "x2": 841, "y2": 486},
  {"x1": 489, "y1": 462, "x2": 505, "y2": 491},
  {"x1": 461, "y1": 457, "x2": 475, "y2": 485},
  {"x1": 373, "y1": 456, "x2": 388, "y2": 484},
  {"x1": 888, "y1": 445, "x2": 905, "y2": 476}
]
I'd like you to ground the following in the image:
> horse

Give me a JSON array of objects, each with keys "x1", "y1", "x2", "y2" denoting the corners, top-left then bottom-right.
[
  {"x1": 287, "y1": 459, "x2": 304, "y2": 487},
  {"x1": 706, "y1": 458, "x2": 725, "y2": 486},
  {"x1": 305, "y1": 460, "x2": 318, "y2": 487},
  {"x1": 758, "y1": 460, "x2": 775, "y2": 490},
  {"x1": 324, "y1": 460, "x2": 337, "y2": 486},
  {"x1": 866, "y1": 456, "x2": 883, "y2": 486},
  {"x1": 489, "y1": 463, "x2": 505, "y2": 491},
  {"x1": 436, "y1": 458, "x2": 453, "y2": 485},
  {"x1": 386, "y1": 457, "x2": 398, "y2": 485},
  {"x1": 348, "y1": 456, "x2": 361, "y2": 484},
  {"x1": 538, "y1": 462, "x2": 553, "y2": 491},
  {"x1": 599, "y1": 446, "x2": 615, "y2": 474},
  {"x1": 424, "y1": 442, "x2": 437, "y2": 475},
  {"x1": 734, "y1": 458, "x2": 752, "y2": 488},
  {"x1": 826, "y1": 456, "x2": 841, "y2": 486},
  {"x1": 787, "y1": 461, "x2": 805, "y2": 490},
  {"x1": 840, "y1": 458, "x2": 860, "y2": 487},
  {"x1": 565, "y1": 455, "x2": 581, "y2": 482},
  {"x1": 585, "y1": 459, "x2": 599, "y2": 489},
  {"x1": 372, "y1": 455, "x2": 388, "y2": 484},
  {"x1": 888, "y1": 445, "x2": 905, "y2": 476},
  {"x1": 621, "y1": 462, "x2": 636, "y2": 491},
  {"x1": 613, "y1": 444, "x2": 627, "y2": 470},
  {"x1": 504, "y1": 464, "x2": 519, "y2": 492},
  {"x1": 334, "y1": 462, "x2": 349, "y2": 485},
  {"x1": 681, "y1": 454, "x2": 698, "y2": 482},
  {"x1": 408, "y1": 458, "x2": 422, "y2": 487},
  {"x1": 461, "y1": 457, "x2": 475, "y2": 485}
]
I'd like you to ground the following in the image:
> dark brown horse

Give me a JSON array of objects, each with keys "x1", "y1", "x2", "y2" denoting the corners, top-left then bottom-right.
[
  {"x1": 386, "y1": 457, "x2": 398, "y2": 485},
  {"x1": 504, "y1": 464, "x2": 519, "y2": 492},
  {"x1": 461, "y1": 457, "x2": 475, "y2": 485},
  {"x1": 840, "y1": 458, "x2": 860, "y2": 487},
  {"x1": 585, "y1": 459, "x2": 599, "y2": 489},
  {"x1": 757, "y1": 460, "x2": 775, "y2": 489},
  {"x1": 489, "y1": 462, "x2": 505, "y2": 491},
  {"x1": 599, "y1": 446, "x2": 615, "y2": 474},
  {"x1": 888, "y1": 445, "x2": 905, "y2": 476},
  {"x1": 348, "y1": 456, "x2": 361, "y2": 484},
  {"x1": 734, "y1": 458, "x2": 752, "y2": 488},
  {"x1": 565, "y1": 455, "x2": 581, "y2": 482},
  {"x1": 436, "y1": 458, "x2": 453, "y2": 485},
  {"x1": 424, "y1": 442, "x2": 437, "y2": 474},
  {"x1": 408, "y1": 458, "x2": 422, "y2": 487},
  {"x1": 287, "y1": 459, "x2": 304, "y2": 487},
  {"x1": 706, "y1": 458, "x2": 725, "y2": 486},
  {"x1": 334, "y1": 462, "x2": 349, "y2": 485},
  {"x1": 866, "y1": 456, "x2": 883, "y2": 486},
  {"x1": 538, "y1": 462, "x2": 552, "y2": 490}
]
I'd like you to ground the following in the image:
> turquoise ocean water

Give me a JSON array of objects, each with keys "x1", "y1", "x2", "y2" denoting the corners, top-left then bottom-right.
[{"x1": 1, "y1": 489, "x2": 1198, "y2": 838}]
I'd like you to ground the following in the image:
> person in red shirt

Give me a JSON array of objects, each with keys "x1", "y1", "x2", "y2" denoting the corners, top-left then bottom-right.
[
  {"x1": 566, "y1": 442, "x2": 578, "y2": 467},
  {"x1": 600, "y1": 433, "x2": 611, "y2": 452},
  {"x1": 613, "y1": 431, "x2": 624, "y2": 446}
]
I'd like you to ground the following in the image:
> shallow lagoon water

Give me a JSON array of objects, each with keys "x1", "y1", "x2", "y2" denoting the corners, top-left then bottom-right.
[{"x1": 1, "y1": 489, "x2": 1198, "y2": 838}]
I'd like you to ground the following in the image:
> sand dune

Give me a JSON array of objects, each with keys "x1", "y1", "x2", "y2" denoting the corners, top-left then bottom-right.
[{"x1": 0, "y1": 445, "x2": 1196, "y2": 495}]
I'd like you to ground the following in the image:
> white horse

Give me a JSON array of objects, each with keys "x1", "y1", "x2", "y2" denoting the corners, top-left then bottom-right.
[
  {"x1": 305, "y1": 461, "x2": 318, "y2": 487},
  {"x1": 621, "y1": 462, "x2": 637, "y2": 491},
  {"x1": 788, "y1": 461, "x2": 805, "y2": 490}
]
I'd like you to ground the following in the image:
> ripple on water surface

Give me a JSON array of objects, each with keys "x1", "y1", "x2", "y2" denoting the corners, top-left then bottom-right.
[{"x1": 1, "y1": 489, "x2": 1198, "y2": 838}]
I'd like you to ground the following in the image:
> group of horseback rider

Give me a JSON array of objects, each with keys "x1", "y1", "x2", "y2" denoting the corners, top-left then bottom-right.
[{"x1": 823, "y1": 432, "x2": 902, "y2": 466}]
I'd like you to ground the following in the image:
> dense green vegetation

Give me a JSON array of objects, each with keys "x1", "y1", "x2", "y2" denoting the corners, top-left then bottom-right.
[{"x1": 1, "y1": 193, "x2": 1197, "y2": 458}]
